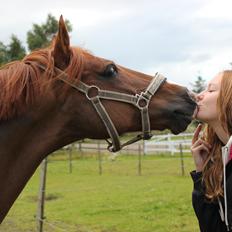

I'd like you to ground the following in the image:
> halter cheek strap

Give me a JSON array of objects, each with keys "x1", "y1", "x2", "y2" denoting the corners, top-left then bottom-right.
[{"x1": 35, "y1": 63, "x2": 166, "y2": 152}]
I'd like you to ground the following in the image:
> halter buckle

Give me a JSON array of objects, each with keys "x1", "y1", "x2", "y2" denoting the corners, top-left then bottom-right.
[
  {"x1": 136, "y1": 93, "x2": 149, "y2": 110},
  {"x1": 143, "y1": 132, "x2": 153, "y2": 140}
]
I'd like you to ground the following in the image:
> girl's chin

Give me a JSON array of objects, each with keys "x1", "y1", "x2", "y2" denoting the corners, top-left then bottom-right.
[
  {"x1": 195, "y1": 113, "x2": 205, "y2": 122},
  {"x1": 195, "y1": 115, "x2": 208, "y2": 123}
]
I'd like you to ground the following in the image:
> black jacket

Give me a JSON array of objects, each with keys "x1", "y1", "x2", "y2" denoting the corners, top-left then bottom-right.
[{"x1": 191, "y1": 160, "x2": 232, "y2": 232}]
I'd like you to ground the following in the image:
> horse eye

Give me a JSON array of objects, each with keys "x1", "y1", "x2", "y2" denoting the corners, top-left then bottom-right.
[{"x1": 103, "y1": 64, "x2": 118, "y2": 78}]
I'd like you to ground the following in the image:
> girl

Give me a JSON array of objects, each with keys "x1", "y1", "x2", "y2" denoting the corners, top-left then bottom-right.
[{"x1": 191, "y1": 71, "x2": 232, "y2": 231}]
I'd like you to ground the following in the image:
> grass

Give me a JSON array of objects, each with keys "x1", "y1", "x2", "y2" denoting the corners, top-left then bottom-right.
[{"x1": 0, "y1": 153, "x2": 199, "y2": 232}]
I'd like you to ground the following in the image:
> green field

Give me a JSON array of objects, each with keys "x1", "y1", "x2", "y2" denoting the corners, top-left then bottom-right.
[{"x1": 1, "y1": 152, "x2": 199, "y2": 232}]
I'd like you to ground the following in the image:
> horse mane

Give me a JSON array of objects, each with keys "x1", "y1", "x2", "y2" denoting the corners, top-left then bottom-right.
[{"x1": 0, "y1": 46, "x2": 85, "y2": 121}]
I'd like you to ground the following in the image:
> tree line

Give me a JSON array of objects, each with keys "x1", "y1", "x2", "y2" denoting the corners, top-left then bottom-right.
[{"x1": 0, "y1": 14, "x2": 72, "y2": 66}]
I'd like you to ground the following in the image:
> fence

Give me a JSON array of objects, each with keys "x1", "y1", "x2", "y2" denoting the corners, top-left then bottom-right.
[
  {"x1": 144, "y1": 132, "x2": 193, "y2": 155},
  {"x1": 65, "y1": 132, "x2": 194, "y2": 156},
  {"x1": 36, "y1": 132, "x2": 194, "y2": 232}
]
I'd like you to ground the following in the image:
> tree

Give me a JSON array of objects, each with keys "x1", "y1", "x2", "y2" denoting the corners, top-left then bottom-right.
[
  {"x1": 0, "y1": 14, "x2": 72, "y2": 66},
  {"x1": 0, "y1": 35, "x2": 26, "y2": 66},
  {"x1": 7, "y1": 35, "x2": 26, "y2": 61},
  {"x1": 191, "y1": 75, "x2": 206, "y2": 93},
  {"x1": 0, "y1": 42, "x2": 8, "y2": 66},
  {"x1": 191, "y1": 76, "x2": 206, "y2": 93},
  {"x1": 27, "y1": 14, "x2": 72, "y2": 51}
]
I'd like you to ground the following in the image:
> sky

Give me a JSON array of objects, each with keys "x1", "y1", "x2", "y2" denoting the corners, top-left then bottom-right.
[{"x1": 1, "y1": 0, "x2": 232, "y2": 88}]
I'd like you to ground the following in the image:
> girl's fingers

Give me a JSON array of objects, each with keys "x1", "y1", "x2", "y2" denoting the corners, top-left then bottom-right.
[
  {"x1": 191, "y1": 143, "x2": 210, "y2": 156},
  {"x1": 192, "y1": 138, "x2": 212, "y2": 150},
  {"x1": 192, "y1": 124, "x2": 202, "y2": 144},
  {"x1": 197, "y1": 144, "x2": 210, "y2": 154}
]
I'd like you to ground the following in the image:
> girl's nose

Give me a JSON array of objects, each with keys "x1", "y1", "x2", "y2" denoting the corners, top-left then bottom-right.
[{"x1": 196, "y1": 92, "x2": 204, "y2": 102}]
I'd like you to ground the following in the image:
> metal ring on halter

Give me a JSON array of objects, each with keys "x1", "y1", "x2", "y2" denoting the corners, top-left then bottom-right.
[
  {"x1": 85, "y1": 86, "x2": 100, "y2": 100},
  {"x1": 135, "y1": 93, "x2": 149, "y2": 110}
]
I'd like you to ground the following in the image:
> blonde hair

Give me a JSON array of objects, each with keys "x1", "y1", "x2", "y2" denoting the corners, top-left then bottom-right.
[{"x1": 203, "y1": 70, "x2": 232, "y2": 200}]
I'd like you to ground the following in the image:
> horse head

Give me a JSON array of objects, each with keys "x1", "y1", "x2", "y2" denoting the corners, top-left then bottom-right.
[
  {"x1": 1, "y1": 16, "x2": 196, "y2": 152},
  {"x1": 37, "y1": 16, "x2": 196, "y2": 151}
]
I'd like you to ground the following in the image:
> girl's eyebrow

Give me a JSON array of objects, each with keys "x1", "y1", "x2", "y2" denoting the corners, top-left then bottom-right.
[{"x1": 207, "y1": 83, "x2": 217, "y2": 88}]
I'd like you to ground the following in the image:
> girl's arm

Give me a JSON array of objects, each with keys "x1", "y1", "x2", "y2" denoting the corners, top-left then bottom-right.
[{"x1": 191, "y1": 171, "x2": 228, "y2": 232}]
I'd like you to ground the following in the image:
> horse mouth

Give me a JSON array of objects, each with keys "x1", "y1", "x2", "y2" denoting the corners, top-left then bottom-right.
[
  {"x1": 170, "y1": 110, "x2": 193, "y2": 134},
  {"x1": 174, "y1": 110, "x2": 193, "y2": 118}
]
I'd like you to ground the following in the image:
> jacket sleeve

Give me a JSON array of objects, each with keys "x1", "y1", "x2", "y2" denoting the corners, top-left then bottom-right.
[{"x1": 190, "y1": 171, "x2": 228, "y2": 232}]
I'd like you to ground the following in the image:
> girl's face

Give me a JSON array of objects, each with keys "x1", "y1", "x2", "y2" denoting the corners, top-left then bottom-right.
[{"x1": 196, "y1": 73, "x2": 222, "y2": 124}]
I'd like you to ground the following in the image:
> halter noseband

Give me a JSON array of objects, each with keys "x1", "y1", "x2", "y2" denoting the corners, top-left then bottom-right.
[{"x1": 36, "y1": 63, "x2": 166, "y2": 152}]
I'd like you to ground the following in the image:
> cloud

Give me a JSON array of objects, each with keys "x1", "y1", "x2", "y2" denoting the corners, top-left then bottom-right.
[{"x1": 1, "y1": 0, "x2": 232, "y2": 88}]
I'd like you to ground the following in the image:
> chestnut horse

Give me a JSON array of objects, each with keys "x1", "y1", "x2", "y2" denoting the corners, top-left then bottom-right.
[{"x1": 0, "y1": 16, "x2": 196, "y2": 223}]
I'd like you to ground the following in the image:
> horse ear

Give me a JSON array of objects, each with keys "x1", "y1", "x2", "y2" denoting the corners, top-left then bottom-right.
[{"x1": 53, "y1": 15, "x2": 71, "y2": 70}]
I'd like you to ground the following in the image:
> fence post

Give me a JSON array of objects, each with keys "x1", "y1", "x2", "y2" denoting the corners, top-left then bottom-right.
[
  {"x1": 179, "y1": 143, "x2": 185, "y2": 176},
  {"x1": 167, "y1": 134, "x2": 171, "y2": 154},
  {"x1": 97, "y1": 140, "x2": 102, "y2": 175},
  {"x1": 78, "y1": 141, "x2": 83, "y2": 158},
  {"x1": 138, "y1": 144, "x2": 142, "y2": 176},
  {"x1": 37, "y1": 158, "x2": 48, "y2": 232},
  {"x1": 167, "y1": 134, "x2": 175, "y2": 156},
  {"x1": 68, "y1": 144, "x2": 73, "y2": 174},
  {"x1": 143, "y1": 140, "x2": 146, "y2": 156}
]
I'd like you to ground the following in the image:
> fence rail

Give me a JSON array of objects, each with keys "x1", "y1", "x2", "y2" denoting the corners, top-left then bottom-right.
[{"x1": 62, "y1": 132, "x2": 194, "y2": 155}]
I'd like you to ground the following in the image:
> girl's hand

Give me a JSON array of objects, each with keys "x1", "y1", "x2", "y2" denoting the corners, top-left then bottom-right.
[{"x1": 191, "y1": 124, "x2": 211, "y2": 172}]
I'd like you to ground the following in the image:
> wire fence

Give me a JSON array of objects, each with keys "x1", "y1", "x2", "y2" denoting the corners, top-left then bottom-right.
[
  {"x1": 2, "y1": 133, "x2": 195, "y2": 232},
  {"x1": 35, "y1": 133, "x2": 194, "y2": 231}
]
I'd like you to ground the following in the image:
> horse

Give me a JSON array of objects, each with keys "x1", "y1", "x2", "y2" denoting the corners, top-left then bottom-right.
[{"x1": 0, "y1": 16, "x2": 196, "y2": 223}]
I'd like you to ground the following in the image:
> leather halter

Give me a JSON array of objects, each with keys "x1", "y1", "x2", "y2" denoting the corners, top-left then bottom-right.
[{"x1": 36, "y1": 63, "x2": 166, "y2": 152}]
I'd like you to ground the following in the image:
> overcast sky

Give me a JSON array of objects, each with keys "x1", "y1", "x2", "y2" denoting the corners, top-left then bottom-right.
[{"x1": 1, "y1": 0, "x2": 232, "y2": 88}]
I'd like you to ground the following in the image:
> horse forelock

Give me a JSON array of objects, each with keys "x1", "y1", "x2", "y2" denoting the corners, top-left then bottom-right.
[{"x1": 0, "y1": 46, "x2": 85, "y2": 121}]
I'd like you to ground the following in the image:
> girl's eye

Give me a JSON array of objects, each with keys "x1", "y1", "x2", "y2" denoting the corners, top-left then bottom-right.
[
  {"x1": 208, "y1": 89, "x2": 215, "y2": 93},
  {"x1": 103, "y1": 64, "x2": 118, "y2": 78}
]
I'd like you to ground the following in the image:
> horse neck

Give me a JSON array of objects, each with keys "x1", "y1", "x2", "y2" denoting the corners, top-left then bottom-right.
[{"x1": 0, "y1": 104, "x2": 83, "y2": 223}]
